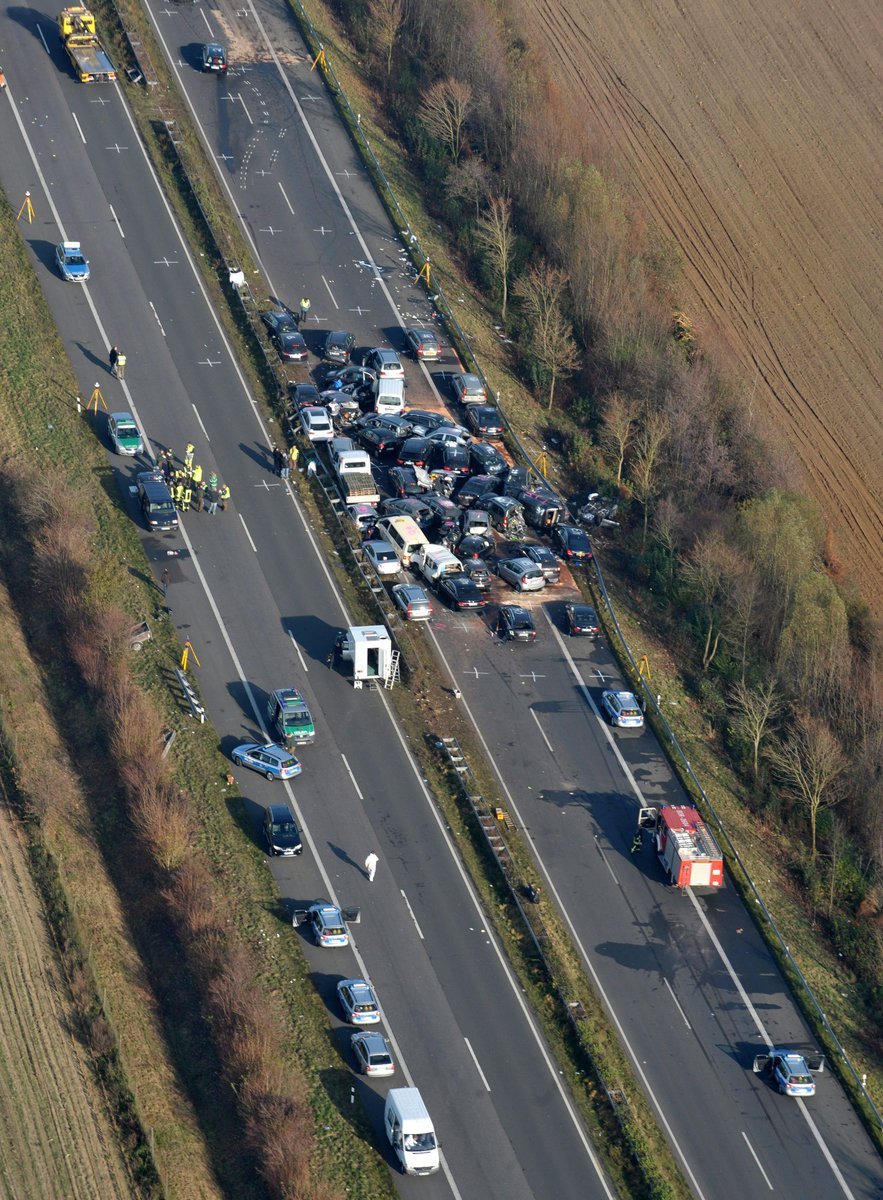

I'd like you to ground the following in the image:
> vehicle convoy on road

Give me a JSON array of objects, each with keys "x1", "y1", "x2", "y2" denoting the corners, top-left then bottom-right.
[
  {"x1": 58, "y1": 7, "x2": 115, "y2": 82},
  {"x1": 638, "y1": 804, "x2": 725, "y2": 891},
  {"x1": 331, "y1": 444, "x2": 380, "y2": 505}
]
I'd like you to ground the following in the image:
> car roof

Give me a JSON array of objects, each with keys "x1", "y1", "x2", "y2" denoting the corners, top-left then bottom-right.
[
  {"x1": 394, "y1": 583, "x2": 427, "y2": 598},
  {"x1": 365, "y1": 539, "x2": 396, "y2": 552},
  {"x1": 267, "y1": 802, "x2": 293, "y2": 820},
  {"x1": 110, "y1": 411, "x2": 135, "y2": 422},
  {"x1": 302, "y1": 406, "x2": 330, "y2": 418},
  {"x1": 370, "y1": 347, "x2": 400, "y2": 359}
]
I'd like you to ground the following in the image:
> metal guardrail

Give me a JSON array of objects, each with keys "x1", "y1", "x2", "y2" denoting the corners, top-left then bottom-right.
[{"x1": 288, "y1": 1, "x2": 882, "y2": 1133}]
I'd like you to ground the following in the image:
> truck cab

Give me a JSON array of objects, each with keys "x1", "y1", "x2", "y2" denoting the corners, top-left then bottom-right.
[{"x1": 267, "y1": 688, "x2": 315, "y2": 747}]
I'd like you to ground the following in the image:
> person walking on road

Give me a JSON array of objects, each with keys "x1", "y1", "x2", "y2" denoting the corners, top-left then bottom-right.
[
  {"x1": 174, "y1": 480, "x2": 184, "y2": 509},
  {"x1": 273, "y1": 445, "x2": 285, "y2": 476},
  {"x1": 298, "y1": 296, "x2": 311, "y2": 326},
  {"x1": 205, "y1": 485, "x2": 218, "y2": 515},
  {"x1": 181, "y1": 485, "x2": 192, "y2": 513},
  {"x1": 184, "y1": 443, "x2": 195, "y2": 471},
  {"x1": 160, "y1": 567, "x2": 170, "y2": 597},
  {"x1": 219, "y1": 484, "x2": 230, "y2": 511},
  {"x1": 287, "y1": 443, "x2": 299, "y2": 475},
  {"x1": 193, "y1": 479, "x2": 205, "y2": 512},
  {"x1": 364, "y1": 852, "x2": 379, "y2": 883},
  {"x1": 109, "y1": 345, "x2": 119, "y2": 376}
]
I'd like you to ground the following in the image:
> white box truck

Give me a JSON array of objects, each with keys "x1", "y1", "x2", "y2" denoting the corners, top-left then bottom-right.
[{"x1": 384, "y1": 1088, "x2": 439, "y2": 1176}]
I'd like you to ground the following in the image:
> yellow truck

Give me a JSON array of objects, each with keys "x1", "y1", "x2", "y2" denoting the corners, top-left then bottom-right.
[{"x1": 58, "y1": 7, "x2": 116, "y2": 83}]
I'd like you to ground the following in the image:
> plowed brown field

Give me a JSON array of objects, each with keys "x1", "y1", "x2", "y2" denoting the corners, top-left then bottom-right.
[
  {"x1": 0, "y1": 801, "x2": 132, "y2": 1199},
  {"x1": 524, "y1": 0, "x2": 883, "y2": 602}
]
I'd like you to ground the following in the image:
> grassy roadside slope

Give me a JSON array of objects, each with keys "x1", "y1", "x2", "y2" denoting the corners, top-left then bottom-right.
[{"x1": 0, "y1": 178, "x2": 394, "y2": 1198}]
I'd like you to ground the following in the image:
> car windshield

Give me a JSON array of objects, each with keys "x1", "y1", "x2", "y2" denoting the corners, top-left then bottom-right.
[
  {"x1": 283, "y1": 712, "x2": 311, "y2": 727},
  {"x1": 272, "y1": 820, "x2": 298, "y2": 835},
  {"x1": 67, "y1": 253, "x2": 87, "y2": 266},
  {"x1": 117, "y1": 423, "x2": 138, "y2": 437},
  {"x1": 151, "y1": 498, "x2": 175, "y2": 515},
  {"x1": 404, "y1": 1132, "x2": 437, "y2": 1152}
]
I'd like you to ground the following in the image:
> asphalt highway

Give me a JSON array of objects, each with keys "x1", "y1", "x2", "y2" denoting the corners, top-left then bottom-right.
[
  {"x1": 127, "y1": 1, "x2": 883, "y2": 1197},
  {"x1": 0, "y1": 12, "x2": 612, "y2": 1200},
  {"x1": 2, "y1": 1, "x2": 882, "y2": 1198}
]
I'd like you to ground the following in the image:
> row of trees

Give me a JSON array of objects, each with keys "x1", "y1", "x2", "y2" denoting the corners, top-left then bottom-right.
[{"x1": 341, "y1": 0, "x2": 883, "y2": 1035}]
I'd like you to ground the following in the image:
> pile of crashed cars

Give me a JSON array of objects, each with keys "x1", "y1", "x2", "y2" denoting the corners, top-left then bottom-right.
[{"x1": 285, "y1": 338, "x2": 616, "y2": 638}]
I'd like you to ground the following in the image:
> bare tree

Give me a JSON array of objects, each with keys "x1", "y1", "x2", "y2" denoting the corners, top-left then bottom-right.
[
  {"x1": 682, "y1": 532, "x2": 743, "y2": 671},
  {"x1": 600, "y1": 391, "x2": 639, "y2": 485},
  {"x1": 765, "y1": 711, "x2": 846, "y2": 860},
  {"x1": 514, "y1": 263, "x2": 579, "y2": 409},
  {"x1": 629, "y1": 409, "x2": 668, "y2": 549},
  {"x1": 728, "y1": 679, "x2": 782, "y2": 779},
  {"x1": 475, "y1": 195, "x2": 515, "y2": 320},
  {"x1": 418, "y1": 78, "x2": 473, "y2": 162},
  {"x1": 368, "y1": 0, "x2": 403, "y2": 76},
  {"x1": 444, "y1": 157, "x2": 491, "y2": 217}
]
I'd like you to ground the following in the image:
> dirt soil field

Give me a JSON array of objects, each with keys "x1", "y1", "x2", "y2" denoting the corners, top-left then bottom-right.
[
  {"x1": 0, "y1": 800, "x2": 133, "y2": 1200},
  {"x1": 524, "y1": 0, "x2": 883, "y2": 603}
]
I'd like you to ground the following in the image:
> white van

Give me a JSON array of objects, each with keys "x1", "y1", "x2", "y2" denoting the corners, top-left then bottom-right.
[
  {"x1": 375, "y1": 516, "x2": 428, "y2": 569},
  {"x1": 416, "y1": 544, "x2": 462, "y2": 586},
  {"x1": 374, "y1": 377, "x2": 405, "y2": 416},
  {"x1": 384, "y1": 1088, "x2": 439, "y2": 1176}
]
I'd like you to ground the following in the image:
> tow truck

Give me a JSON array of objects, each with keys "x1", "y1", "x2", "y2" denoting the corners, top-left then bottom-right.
[
  {"x1": 58, "y1": 7, "x2": 116, "y2": 83},
  {"x1": 753, "y1": 1048, "x2": 825, "y2": 1097}
]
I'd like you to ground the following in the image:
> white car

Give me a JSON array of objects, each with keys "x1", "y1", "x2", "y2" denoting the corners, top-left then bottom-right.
[
  {"x1": 337, "y1": 978, "x2": 381, "y2": 1025},
  {"x1": 363, "y1": 540, "x2": 401, "y2": 576},
  {"x1": 600, "y1": 690, "x2": 645, "y2": 729},
  {"x1": 363, "y1": 347, "x2": 405, "y2": 379},
  {"x1": 299, "y1": 406, "x2": 334, "y2": 442}
]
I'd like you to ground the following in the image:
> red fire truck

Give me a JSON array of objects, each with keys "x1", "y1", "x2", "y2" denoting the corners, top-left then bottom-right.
[{"x1": 637, "y1": 804, "x2": 724, "y2": 891}]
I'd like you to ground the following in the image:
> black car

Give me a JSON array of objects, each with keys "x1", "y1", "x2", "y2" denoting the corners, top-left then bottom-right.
[
  {"x1": 437, "y1": 573, "x2": 488, "y2": 611},
  {"x1": 469, "y1": 442, "x2": 507, "y2": 476},
  {"x1": 263, "y1": 803, "x2": 303, "y2": 856},
  {"x1": 513, "y1": 541, "x2": 562, "y2": 583},
  {"x1": 379, "y1": 498, "x2": 435, "y2": 531},
  {"x1": 403, "y1": 328, "x2": 441, "y2": 360},
  {"x1": 137, "y1": 471, "x2": 178, "y2": 531},
  {"x1": 552, "y1": 524, "x2": 594, "y2": 563},
  {"x1": 461, "y1": 556, "x2": 492, "y2": 590},
  {"x1": 565, "y1": 602, "x2": 601, "y2": 637},
  {"x1": 423, "y1": 494, "x2": 461, "y2": 537},
  {"x1": 497, "y1": 605, "x2": 537, "y2": 641},
  {"x1": 322, "y1": 330, "x2": 356, "y2": 363},
  {"x1": 261, "y1": 310, "x2": 308, "y2": 361},
  {"x1": 356, "y1": 426, "x2": 405, "y2": 457},
  {"x1": 404, "y1": 409, "x2": 456, "y2": 435},
  {"x1": 457, "y1": 533, "x2": 495, "y2": 559},
  {"x1": 201, "y1": 42, "x2": 227, "y2": 71},
  {"x1": 503, "y1": 466, "x2": 532, "y2": 497},
  {"x1": 465, "y1": 405, "x2": 504, "y2": 438},
  {"x1": 388, "y1": 466, "x2": 429, "y2": 497},
  {"x1": 288, "y1": 382, "x2": 322, "y2": 411},
  {"x1": 455, "y1": 474, "x2": 501, "y2": 508},
  {"x1": 395, "y1": 437, "x2": 431, "y2": 468},
  {"x1": 427, "y1": 442, "x2": 471, "y2": 476},
  {"x1": 359, "y1": 413, "x2": 415, "y2": 438}
]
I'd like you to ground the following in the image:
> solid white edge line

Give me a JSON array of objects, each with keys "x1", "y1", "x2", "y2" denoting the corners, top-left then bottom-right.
[
  {"x1": 322, "y1": 274, "x2": 339, "y2": 308},
  {"x1": 37, "y1": 24, "x2": 50, "y2": 54},
  {"x1": 199, "y1": 8, "x2": 213, "y2": 36},
  {"x1": 71, "y1": 111, "x2": 86, "y2": 144},
  {"x1": 109, "y1": 204, "x2": 126, "y2": 238}
]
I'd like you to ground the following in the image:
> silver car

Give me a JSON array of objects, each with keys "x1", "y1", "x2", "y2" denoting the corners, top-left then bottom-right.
[
  {"x1": 496, "y1": 557, "x2": 546, "y2": 592},
  {"x1": 363, "y1": 540, "x2": 401, "y2": 577},
  {"x1": 351, "y1": 1030, "x2": 396, "y2": 1077},
  {"x1": 391, "y1": 582, "x2": 432, "y2": 621}
]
